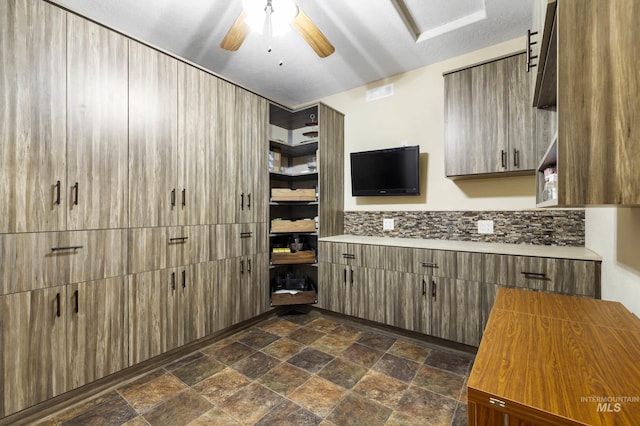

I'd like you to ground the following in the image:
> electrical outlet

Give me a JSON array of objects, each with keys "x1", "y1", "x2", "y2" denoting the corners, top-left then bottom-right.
[
  {"x1": 478, "y1": 220, "x2": 494, "y2": 234},
  {"x1": 383, "y1": 218, "x2": 394, "y2": 231}
]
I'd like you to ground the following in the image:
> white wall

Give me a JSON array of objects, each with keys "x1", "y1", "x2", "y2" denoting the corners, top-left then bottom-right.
[
  {"x1": 319, "y1": 36, "x2": 536, "y2": 212},
  {"x1": 586, "y1": 208, "x2": 640, "y2": 316}
]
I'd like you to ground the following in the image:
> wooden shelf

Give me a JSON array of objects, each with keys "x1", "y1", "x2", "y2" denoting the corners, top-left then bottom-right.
[
  {"x1": 271, "y1": 290, "x2": 317, "y2": 306},
  {"x1": 270, "y1": 140, "x2": 318, "y2": 158},
  {"x1": 270, "y1": 172, "x2": 318, "y2": 182}
]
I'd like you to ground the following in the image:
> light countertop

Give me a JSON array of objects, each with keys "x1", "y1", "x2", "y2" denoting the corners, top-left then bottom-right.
[{"x1": 318, "y1": 235, "x2": 602, "y2": 261}]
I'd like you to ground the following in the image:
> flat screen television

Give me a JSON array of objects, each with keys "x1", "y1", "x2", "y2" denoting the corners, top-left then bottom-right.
[{"x1": 350, "y1": 146, "x2": 420, "y2": 196}]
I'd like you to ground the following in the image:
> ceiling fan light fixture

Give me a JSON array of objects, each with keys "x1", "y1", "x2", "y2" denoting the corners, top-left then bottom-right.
[{"x1": 242, "y1": 0, "x2": 298, "y2": 36}]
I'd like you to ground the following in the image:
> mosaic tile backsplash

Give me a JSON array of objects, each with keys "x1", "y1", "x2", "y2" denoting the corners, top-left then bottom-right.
[{"x1": 344, "y1": 210, "x2": 585, "y2": 247}]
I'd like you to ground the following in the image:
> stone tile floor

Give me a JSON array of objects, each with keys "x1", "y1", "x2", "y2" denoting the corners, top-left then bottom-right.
[{"x1": 36, "y1": 310, "x2": 473, "y2": 425}]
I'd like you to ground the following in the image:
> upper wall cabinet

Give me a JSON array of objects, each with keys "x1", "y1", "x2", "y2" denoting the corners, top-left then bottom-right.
[
  {"x1": 533, "y1": 0, "x2": 640, "y2": 206},
  {"x1": 215, "y1": 82, "x2": 269, "y2": 224},
  {"x1": 128, "y1": 41, "x2": 179, "y2": 227},
  {"x1": 67, "y1": 15, "x2": 129, "y2": 230},
  {"x1": 444, "y1": 54, "x2": 536, "y2": 178},
  {"x1": 0, "y1": 0, "x2": 67, "y2": 233}
]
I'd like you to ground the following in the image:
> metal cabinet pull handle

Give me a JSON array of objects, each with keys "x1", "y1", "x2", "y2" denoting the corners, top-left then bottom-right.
[
  {"x1": 422, "y1": 279, "x2": 426, "y2": 296},
  {"x1": 247, "y1": 193, "x2": 251, "y2": 209},
  {"x1": 514, "y1": 149, "x2": 520, "y2": 168},
  {"x1": 55, "y1": 293, "x2": 61, "y2": 317},
  {"x1": 171, "y1": 272, "x2": 176, "y2": 291},
  {"x1": 248, "y1": 259, "x2": 252, "y2": 273},
  {"x1": 421, "y1": 261, "x2": 438, "y2": 268},
  {"x1": 182, "y1": 188, "x2": 186, "y2": 206},
  {"x1": 501, "y1": 150, "x2": 507, "y2": 168},
  {"x1": 240, "y1": 231, "x2": 253, "y2": 238},
  {"x1": 171, "y1": 188, "x2": 176, "y2": 207},
  {"x1": 240, "y1": 259, "x2": 244, "y2": 274},
  {"x1": 169, "y1": 236, "x2": 188, "y2": 242},
  {"x1": 51, "y1": 245, "x2": 83, "y2": 252},
  {"x1": 73, "y1": 182, "x2": 79, "y2": 205},
  {"x1": 73, "y1": 290, "x2": 79, "y2": 313},
  {"x1": 55, "y1": 180, "x2": 61, "y2": 205},
  {"x1": 182, "y1": 270, "x2": 186, "y2": 288},
  {"x1": 351, "y1": 268, "x2": 354, "y2": 287},
  {"x1": 343, "y1": 268, "x2": 347, "y2": 285},
  {"x1": 521, "y1": 271, "x2": 547, "y2": 278},
  {"x1": 526, "y1": 29, "x2": 538, "y2": 72},
  {"x1": 240, "y1": 193, "x2": 244, "y2": 210},
  {"x1": 431, "y1": 280, "x2": 437, "y2": 300}
]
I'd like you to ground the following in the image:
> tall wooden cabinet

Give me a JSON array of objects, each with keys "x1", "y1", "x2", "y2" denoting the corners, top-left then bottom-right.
[
  {"x1": 66, "y1": 15, "x2": 129, "y2": 230},
  {"x1": 0, "y1": 0, "x2": 67, "y2": 233},
  {"x1": 533, "y1": 0, "x2": 640, "y2": 206}
]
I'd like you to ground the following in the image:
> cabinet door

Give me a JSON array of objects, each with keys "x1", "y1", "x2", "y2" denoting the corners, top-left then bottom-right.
[
  {"x1": 506, "y1": 54, "x2": 536, "y2": 171},
  {"x1": 67, "y1": 277, "x2": 128, "y2": 389},
  {"x1": 215, "y1": 80, "x2": 241, "y2": 224},
  {"x1": 350, "y1": 266, "x2": 384, "y2": 323},
  {"x1": 66, "y1": 15, "x2": 129, "y2": 230},
  {"x1": 239, "y1": 90, "x2": 269, "y2": 224},
  {"x1": 0, "y1": 286, "x2": 67, "y2": 417},
  {"x1": 430, "y1": 278, "x2": 482, "y2": 346},
  {"x1": 179, "y1": 263, "x2": 211, "y2": 345},
  {"x1": 128, "y1": 40, "x2": 178, "y2": 228},
  {"x1": 128, "y1": 268, "x2": 180, "y2": 364},
  {"x1": 445, "y1": 60, "x2": 508, "y2": 176},
  {"x1": 0, "y1": 0, "x2": 66, "y2": 233},
  {"x1": 216, "y1": 257, "x2": 240, "y2": 330},
  {"x1": 318, "y1": 104, "x2": 345, "y2": 237},
  {"x1": 177, "y1": 63, "x2": 210, "y2": 226},
  {"x1": 317, "y1": 262, "x2": 347, "y2": 314},
  {"x1": 384, "y1": 271, "x2": 424, "y2": 333}
]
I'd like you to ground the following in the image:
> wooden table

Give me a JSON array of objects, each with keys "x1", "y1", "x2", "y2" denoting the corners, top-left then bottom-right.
[{"x1": 468, "y1": 288, "x2": 640, "y2": 425}]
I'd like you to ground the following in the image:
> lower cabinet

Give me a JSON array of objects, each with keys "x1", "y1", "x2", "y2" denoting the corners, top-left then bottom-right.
[
  {"x1": 428, "y1": 277, "x2": 482, "y2": 347},
  {"x1": 0, "y1": 286, "x2": 68, "y2": 417},
  {"x1": 67, "y1": 277, "x2": 129, "y2": 389},
  {"x1": 317, "y1": 262, "x2": 347, "y2": 314},
  {"x1": 384, "y1": 271, "x2": 427, "y2": 333},
  {"x1": 129, "y1": 264, "x2": 213, "y2": 365},
  {"x1": 1, "y1": 277, "x2": 128, "y2": 417}
]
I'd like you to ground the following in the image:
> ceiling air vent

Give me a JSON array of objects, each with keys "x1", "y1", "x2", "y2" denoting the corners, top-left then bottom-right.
[{"x1": 365, "y1": 83, "x2": 394, "y2": 102}]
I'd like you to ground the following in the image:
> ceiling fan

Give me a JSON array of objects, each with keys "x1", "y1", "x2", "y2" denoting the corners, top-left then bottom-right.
[{"x1": 220, "y1": 0, "x2": 335, "y2": 58}]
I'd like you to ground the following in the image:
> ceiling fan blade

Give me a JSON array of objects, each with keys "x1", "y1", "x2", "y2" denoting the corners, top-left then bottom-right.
[
  {"x1": 220, "y1": 9, "x2": 249, "y2": 51},
  {"x1": 291, "y1": 8, "x2": 335, "y2": 58}
]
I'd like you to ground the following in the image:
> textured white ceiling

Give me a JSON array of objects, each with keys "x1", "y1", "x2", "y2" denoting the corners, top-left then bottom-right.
[{"x1": 50, "y1": 0, "x2": 530, "y2": 108}]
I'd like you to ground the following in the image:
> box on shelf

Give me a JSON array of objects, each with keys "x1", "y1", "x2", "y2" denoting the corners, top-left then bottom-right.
[
  {"x1": 270, "y1": 124, "x2": 288, "y2": 144},
  {"x1": 268, "y1": 151, "x2": 281, "y2": 172},
  {"x1": 271, "y1": 188, "x2": 316, "y2": 202},
  {"x1": 271, "y1": 250, "x2": 316, "y2": 265},
  {"x1": 271, "y1": 219, "x2": 316, "y2": 233}
]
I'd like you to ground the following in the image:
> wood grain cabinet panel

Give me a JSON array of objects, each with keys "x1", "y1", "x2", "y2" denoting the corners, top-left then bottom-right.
[
  {"x1": 318, "y1": 242, "x2": 361, "y2": 265},
  {"x1": 411, "y1": 249, "x2": 482, "y2": 281},
  {"x1": 66, "y1": 14, "x2": 129, "y2": 230},
  {"x1": 0, "y1": 286, "x2": 68, "y2": 417},
  {"x1": 350, "y1": 266, "x2": 384, "y2": 323},
  {"x1": 382, "y1": 271, "x2": 429, "y2": 333},
  {"x1": 128, "y1": 268, "x2": 180, "y2": 365},
  {"x1": 67, "y1": 230, "x2": 128, "y2": 284},
  {"x1": 215, "y1": 257, "x2": 240, "y2": 330},
  {"x1": 0, "y1": 0, "x2": 66, "y2": 233},
  {"x1": 318, "y1": 104, "x2": 345, "y2": 237},
  {"x1": 177, "y1": 63, "x2": 211, "y2": 226},
  {"x1": 445, "y1": 54, "x2": 539, "y2": 177},
  {"x1": 429, "y1": 277, "x2": 482, "y2": 346},
  {"x1": 382, "y1": 246, "x2": 414, "y2": 272},
  {"x1": 317, "y1": 262, "x2": 347, "y2": 314},
  {"x1": 214, "y1": 80, "x2": 240, "y2": 224},
  {"x1": 128, "y1": 40, "x2": 178, "y2": 228},
  {"x1": 67, "y1": 276, "x2": 129, "y2": 389}
]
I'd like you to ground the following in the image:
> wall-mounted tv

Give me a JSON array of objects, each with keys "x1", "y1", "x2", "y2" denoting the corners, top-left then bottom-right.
[{"x1": 350, "y1": 146, "x2": 420, "y2": 196}]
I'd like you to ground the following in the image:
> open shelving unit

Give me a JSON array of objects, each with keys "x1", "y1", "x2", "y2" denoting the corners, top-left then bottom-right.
[{"x1": 268, "y1": 104, "x2": 320, "y2": 306}]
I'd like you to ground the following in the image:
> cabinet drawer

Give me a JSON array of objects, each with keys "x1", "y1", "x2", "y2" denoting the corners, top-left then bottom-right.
[
  {"x1": 382, "y1": 246, "x2": 414, "y2": 272},
  {"x1": 318, "y1": 242, "x2": 361, "y2": 265},
  {"x1": 412, "y1": 249, "x2": 482, "y2": 281},
  {"x1": 0, "y1": 232, "x2": 69, "y2": 294},
  {"x1": 129, "y1": 226, "x2": 209, "y2": 273},
  {"x1": 485, "y1": 254, "x2": 600, "y2": 297},
  {"x1": 511, "y1": 256, "x2": 599, "y2": 297},
  {"x1": 68, "y1": 229, "x2": 128, "y2": 284},
  {"x1": 214, "y1": 223, "x2": 266, "y2": 260}
]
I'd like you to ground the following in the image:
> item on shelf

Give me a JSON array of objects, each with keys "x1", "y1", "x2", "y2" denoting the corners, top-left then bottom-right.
[
  {"x1": 542, "y1": 164, "x2": 558, "y2": 201},
  {"x1": 307, "y1": 154, "x2": 317, "y2": 171},
  {"x1": 268, "y1": 150, "x2": 281, "y2": 172},
  {"x1": 271, "y1": 249, "x2": 316, "y2": 265},
  {"x1": 271, "y1": 218, "x2": 316, "y2": 233},
  {"x1": 271, "y1": 188, "x2": 316, "y2": 202},
  {"x1": 270, "y1": 124, "x2": 288, "y2": 144}
]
